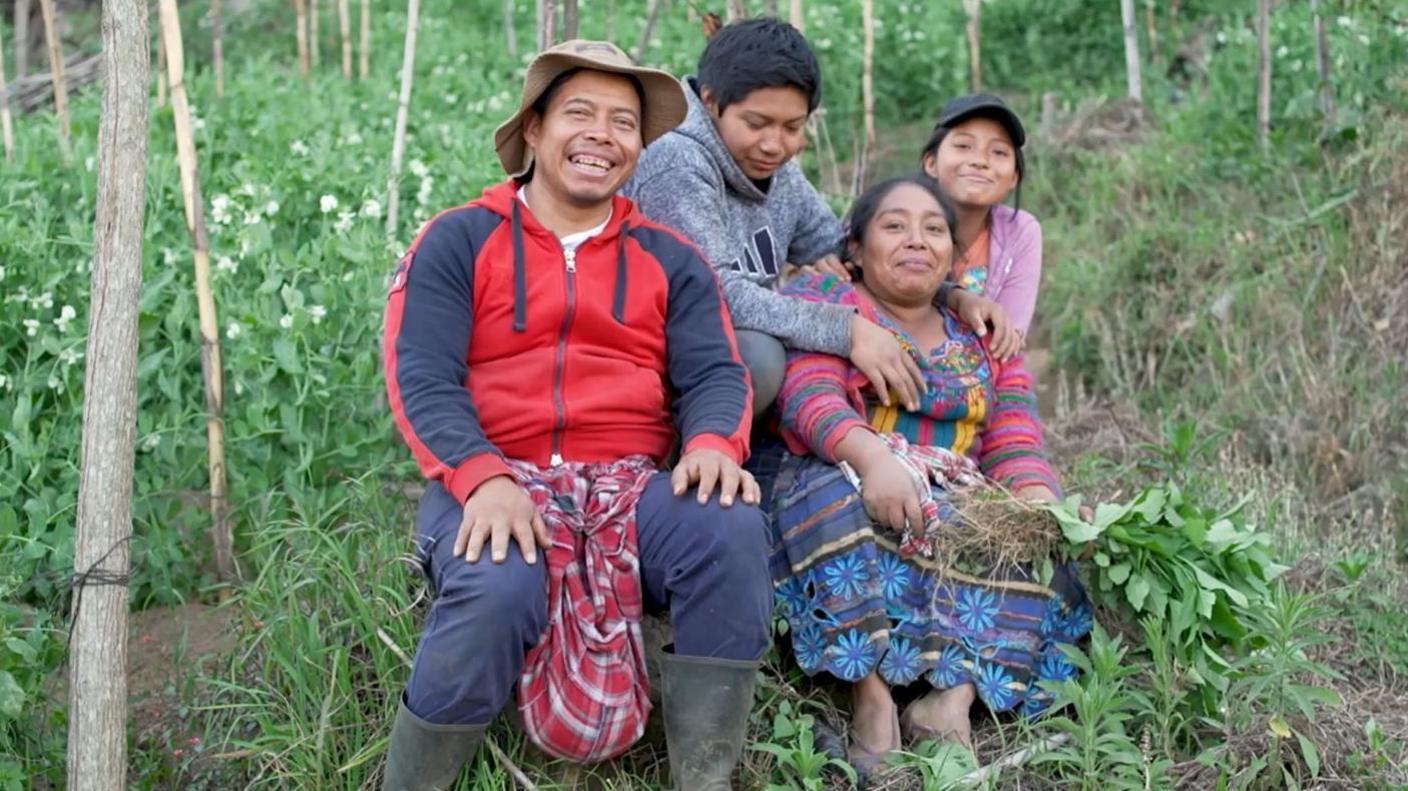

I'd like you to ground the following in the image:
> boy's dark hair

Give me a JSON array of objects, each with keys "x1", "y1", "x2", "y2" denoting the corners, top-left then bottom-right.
[
  {"x1": 697, "y1": 18, "x2": 822, "y2": 114},
  {"x1": 839, "y1": 174, "x2": 958, "y2": 282},
  {"x1": 919, "y1": 123, "x2": 1025, "y2": 213}
]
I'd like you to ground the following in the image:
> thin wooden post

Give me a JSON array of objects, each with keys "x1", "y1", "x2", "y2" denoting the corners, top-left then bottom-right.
[
  {"x1": 1310, "y1": 0, "x2": 1334, "y2": 125},
  {"x1": 562, "y1": 0, "x2": 577, "y2": 40},
  {"x1": 726, "y1": 0, "x2": 745, "y2": 22},
  {"x1": 536, "y1": 0, "x2": 555, "y2": 51},
  {"x1": 503, "y1": 0, "x2": 517, "y2": 58},
  {"x1": 1145, "y1": 0, "x2": 1158, "y2": 66},
  {"x1": 764, "y1": 0, "x2": 777, "y2": 18},
  {"x1": 14, "y1": 0, "x2": 31, "y2": 78},
  {"x1": 212, "y1": 0, "x2": 224, "y2": 97},
  {"x1": 338, "y1": 0, "x2": 352, "y2": 78},
  {"x1": 634, "y1": 0, "x2": 661, "y2": 62},
  {"x1": 858, "y1": 0, "x2": 874, "y2": 192},
  {"x1": 37, "y1": 0, "x2": 70, "y2": 164},
  {"x1": 789, "y1": 0, "x2": 802, "y2": 32},
  {"x1": 1256, "y1": 0, "x2": 1271, "y2": 151},
  {"x1": 358, "y1": 0, "x2": 370, "y2": 78},
  {"x1": 385, "y1": 0, "x2": 420, "y2": 246},
  {"x1": 68, "y1": 0, "x2": 149, "y2": 784},
  {"x1": 964, "y1": 0, "x2": 981, "y2": 92},
  {"x1": 158, "y1": 0, "x2": 234, "y2": 588},
  {"x1": 0, "y1": 21, "x2": 13, "y2": 162},
  {"x1": 310, "y1": 0, "x2": 320, "y2": 67},
  {"x1": 1120, "y1": 0, "x2": 1143, "y2": 111},
  {"x1": 156, "y1": 23, "x2": 167, "y2": 107},
  {"x1": 295, "y1": 0, "x2": 310, "y2": 77}
]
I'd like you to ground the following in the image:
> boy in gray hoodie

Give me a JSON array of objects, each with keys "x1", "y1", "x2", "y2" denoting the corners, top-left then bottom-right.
[{"x1": 626, "y1": 19, "x2": 1010, "y2": 413}]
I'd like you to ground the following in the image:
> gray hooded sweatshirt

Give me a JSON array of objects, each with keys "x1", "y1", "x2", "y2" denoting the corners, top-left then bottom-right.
[{"x1": 624, "y1": 77, "x2": 854, "y2": 356}]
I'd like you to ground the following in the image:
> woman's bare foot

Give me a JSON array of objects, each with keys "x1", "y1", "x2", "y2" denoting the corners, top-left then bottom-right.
[
  {"x1": 849, "y1": 673, "x2": 900, "y2": 773},
  {"x1": 901, "y1": 683, "x2": 976, "y2": 748}
]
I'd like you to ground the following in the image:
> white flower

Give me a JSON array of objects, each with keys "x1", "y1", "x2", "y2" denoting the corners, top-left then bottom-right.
[
  {"x1": 216, "y1": 256, "x2": 238, "y2": 274},
  {"x1": 265, "y1": 199, "x2": 281, "y2": 216},
  {"x1": 361, "y1": 199, "x2": 382, "y2": 219},
  {"x1": 279, "y1": 314, "x2": 294, "y2": 329},
  {"x1": 309, "y1": 305, "x2": 327, "y2": 324},
  {"x1": 334, "y1": 211, "x2": 355, "y2": 233},
  {"x1": 417, "y1": 176, "x2": 434, "y2": 206},
  {"x1": 408, "y1": 159, "x2": 429, "y2": 178},
  {"x1": 1275, "y1": 45, "x2": 1289, "y2": 58},
  {"x1": 226, "y1": 321, "x2": 243, "y2": 339},
  {"x1": 54, "y1": 305, "x2": 77, "y2": 331},
  {"x1": 0, "y1": 265, "x2": 6, "y2": 280},
  {"x1": 341, "y1": 271, "x2": 355, "y2": 282},
  {"x1": 84, "y1": 156, "x2": 95, "y2": 171},
  {"x1": 1336, "y1": 15, "x2": 1351, "y2": 28},
  {"x1": 163, "y1": 247, "x2": 180, "y2": 266},
  {"x1": 444, "y1": 94, "x2": 458, "y2": 105},
  {"x1": 236, "y1": 183, "x2": 258, "y2": 197},
  {"x1": 192, "y1": 115, "x2": 207, "y2": 132},
  {"x1": 141, "y1": 433, "x2": 160, "y2": 452},
  {"x1": 290, "y1": 139, "x2": 311, "y2": 156},
  {"x1": 1290, "y1": 59, "x2": 1303, "y2": 72},
  {"x1": 0, "y1": 373, "x2": 9, "y2": 391},
  {"x1": 320, "y1": 194, "x2": 340, "y2": 214},
  {"x1": 343, "y1": 131, "x2": 364, "y2": 146},
  {"x1": 487, "y1": 94, "x2": 506, "y2": 112},
  {"x1": 242, "y1": 210, "x2": 263, "y2": 226},
  {"x1": 23, "y1": 319, "x2": 39, "y2": 336},
  {"x1": 210, "y1": 193, "x2": 233, "y2": 225},
  {"x1": 1358, "y1": 34, "x2": 1370, "y2": 45},
  {"x1": 48, "y1": 375, "x2": 62, "y2": 391},
  {"x1": 59, "y1": 347, "x2": 82, "y2": 366},
  {"x1": 36, "y1": 291, "x2": 54, "y2": 310}
]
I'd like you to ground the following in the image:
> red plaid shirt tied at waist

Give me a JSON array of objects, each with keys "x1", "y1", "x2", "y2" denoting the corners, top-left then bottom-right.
[{"x1": 507, "y1": 455, "x2": 656, "y2": 763}]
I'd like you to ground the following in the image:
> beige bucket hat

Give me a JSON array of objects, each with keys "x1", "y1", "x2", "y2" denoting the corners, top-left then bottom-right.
[{"x1": 493, "y1": 40, "x2": 687, "y2": 177}]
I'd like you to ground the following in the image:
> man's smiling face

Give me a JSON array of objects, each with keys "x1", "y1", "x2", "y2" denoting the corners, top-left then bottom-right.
[{"x1": 522, "y1": 70, "x2": 644, "y2": 209}]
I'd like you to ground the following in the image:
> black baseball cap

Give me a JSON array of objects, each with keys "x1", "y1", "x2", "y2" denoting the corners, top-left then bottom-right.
[{"x1": 933, "y1": 94, "x2": 1025, "y2": 148}]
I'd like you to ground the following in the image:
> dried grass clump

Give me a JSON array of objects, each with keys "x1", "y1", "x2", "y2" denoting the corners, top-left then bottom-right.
[{"x1": 939, "y1": 488, "x2": 1063, "y2": 571}]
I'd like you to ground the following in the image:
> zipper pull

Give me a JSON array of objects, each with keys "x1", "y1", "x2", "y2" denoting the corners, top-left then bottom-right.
[
  {"x1": 550, "y1": 452, "x2": 564, "y2": 466},
  {"x1": 564, "y1": 249, "x2": 576, "y2": 273}
]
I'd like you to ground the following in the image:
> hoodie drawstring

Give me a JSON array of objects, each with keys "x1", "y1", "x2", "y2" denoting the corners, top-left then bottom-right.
[
  {"x1": 511, "y1": 200, "x2": 527, "y2": 332},
  {"x1": 612, "y1": 222, "x2": 629, "y2": 325}
]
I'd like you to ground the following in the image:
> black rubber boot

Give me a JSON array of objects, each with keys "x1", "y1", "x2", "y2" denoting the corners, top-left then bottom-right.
[
  {"x1": 659, "y1": 649, "x2": 760, "y2": 790},
  {"x1": 381, "y1": 695, "x2": 488, "y2": 791}
]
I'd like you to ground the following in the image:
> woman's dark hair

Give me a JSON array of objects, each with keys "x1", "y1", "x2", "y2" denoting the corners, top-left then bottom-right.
[
  {"x1": 918, "y1": 121, "x2": 1025, "y2": 213},
  {"x1": 838, "y1": 174, "x2": 957, "y2": 281},
  {"x1": 697, "y1": 18, "x2": 822, "y2": 114}
]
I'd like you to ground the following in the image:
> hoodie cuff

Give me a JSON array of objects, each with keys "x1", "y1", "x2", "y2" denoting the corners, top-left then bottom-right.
[
  {"x1": 683, "y1": 433, "x2": 745, "y2": 466},
  {"x1": 445, "y1": 453, "x2": 513, "y2": 504}
]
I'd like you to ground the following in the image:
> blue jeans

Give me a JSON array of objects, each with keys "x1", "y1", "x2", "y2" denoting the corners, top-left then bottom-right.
[{"x1": 401, "y1": 472, "x2": 773, "y2": 725}]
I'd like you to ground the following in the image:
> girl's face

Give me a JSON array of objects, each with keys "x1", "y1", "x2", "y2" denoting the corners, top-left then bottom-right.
[
  {"x1": 852, "y1": 183, "x2": 954, "y2": 306},
  {"x1": 922, "y1": 116, "x2": 1019, "y2": 210}
]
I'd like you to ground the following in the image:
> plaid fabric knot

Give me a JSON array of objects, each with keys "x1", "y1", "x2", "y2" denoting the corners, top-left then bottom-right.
[
  {"x1": 509, "y1": 455, "x2": 656, "y2": 763},
  {"x1": 838, "y1": 432, "x2": 983, "y2": 557}
]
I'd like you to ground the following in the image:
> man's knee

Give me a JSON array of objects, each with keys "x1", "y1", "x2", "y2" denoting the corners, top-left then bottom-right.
[
  {"x1": 735, "y1": 330, "x2": 786, "y2": 414},
  {"x1": 678, "y1": 500, "x2": 771, "y2": 586}
]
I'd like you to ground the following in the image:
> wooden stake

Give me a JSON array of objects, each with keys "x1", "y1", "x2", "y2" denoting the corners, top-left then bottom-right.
[
  {"x1": 14, "y1": 0, "x2": 31, "y2": 78},
  {"x1": 1120, "y1": 0, "x2": 1143, "y2": 110},
  {"x1": 212, "y1": 0, "x2": 224, "y2": 97},
  {"x1": 726, "y1": 0, "x2": 745, "y2": 22},
  {"x1": 562, "y1": 0, "x2": 577, "y2": 40},
  {"x1": 0, "y1": 20, "x2": 13, "y2": 162},
  {"x1": 789, "y1": 0, "x2": 802, "y2": 32},
  {"x1": 860, "y1": 0, "x2": 874, "y2": 187},
  {"x1": 68, "y1": 0, "x2": 149, "y2": 784},
  {"x1": 358, "y1": 0, "x2": 370, "y2": 78},
  {"x1": 159, "y1": 0, "x2": 235, "y2": 588},
  {"x1": 635, "y1": 0, "x2": 662, "y2": 62},
  {"x1": 764, "y1": 0, "x2": 777, "y2": 18},
  {"x1": 385, "y1": 0, "x2": 420, "y2": 246},
  {"x1": 337, "y1": 0, "x2": 352, "y2": 78},
  {"x1": 294, "y1": 0, "x2": 310, "y2": 77},
  {"x1": 37, "y1": 0, "x2": 70, "y2": 164},
  {"x1": 310, "y1": 0, "x2": 320, "y2": 67},
  {"x1": 1145, "y1": 0, "x2": 1158, "y2": 66},
  {"x1": 964, "y1": 0, "x2": 981, "y2": 92},
  {"x1": 156, "y1": 26, "x2": 167, "y2": 107},
  {"x1": 503, "y1": 0, "x2": 517, "y2": 58},
  {"x1": 536, "y1": 0, "x2": 555, "y2": 51},
  {"x1": 1310, "y1": 0, "x2": 1334, "y2": 125},
  {"x1": 1256, "y1": 0, "x2": 1271, "y2": 151}
]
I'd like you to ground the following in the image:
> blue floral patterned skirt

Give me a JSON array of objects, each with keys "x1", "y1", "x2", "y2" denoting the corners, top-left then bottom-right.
[{"x1": 769, "y1": 452, "x2": 1092, "y2": 716}]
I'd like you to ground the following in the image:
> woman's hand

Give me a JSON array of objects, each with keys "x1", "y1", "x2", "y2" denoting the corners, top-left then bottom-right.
[
  {"x1": 853, "y1": 447, "x2": 924, "y2": 534},
  {"x1": 948, "y1": 289, "x2": 1022, "y2": 361},
  {"x1": 850, "y1": 316, "x2": 926, "y2": 411}
]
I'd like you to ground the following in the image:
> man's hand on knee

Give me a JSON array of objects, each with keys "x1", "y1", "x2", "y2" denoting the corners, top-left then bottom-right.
[
  {"x1": 456, "y1": 476, "x2": 550, "y2": 565},
  {"x1": 671, "y1": 449, "x2": 761, "y2": 508}
]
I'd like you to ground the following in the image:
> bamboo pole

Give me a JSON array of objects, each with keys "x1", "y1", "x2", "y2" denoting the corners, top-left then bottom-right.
[
  {"x1": 561, "y1": 0, "x2": 577, "y2": 41},
  {"x1": 964, "y1": 0, "x2": 981, "y2": 92},
  {"x1": 358, "y1": 0, "x2": 370, "y2": 78},
  {"x1": 156, "y1": 26, "x2": 167, "y2": 107},
  {"x1": 0, "y1": 22, "x2": 12, "y2": 162},
  {"x1": 385, "y1": 0, "x2": 420, "y2": 246},
  {"x1": 337, "y1": 0, "x2": 352, "y2": 78},
  {"x1": 37, "y1": 0, "x2": 70, "y2": 164},
  {"x1": 860, "y1": 0, "x2": 873, "y2": 166},
  {"x1": 294, "y1": 0, "x2": 310, "y2": 77},
  {"x1": 1120, "y1": 0, "x2": 1143, "y2": 110},
  {"x1": 726, "y1": 0, "x2": 745, "y2": 22},
  {"x1": 67, "y1": 0, "x2": 149, "y2": 785},
  {"x1": 634, "y1": 0, "x2": 661, "y2": 62},
  {"x1": 310, "y1": 0, "x2": 320, "y2": 67},
  {"x1": 503, "y1": 0, "x2": 517, "y2": 58},
  {"x1": 789, "y1": 0, "x2": 802, "y2": 32},
  {"x1": 158, "y1": 0, "x2": 235, "y2": 588},
  {"x1": 536, "y1": 0, "x2": 555, "y2": 51},
  {"x1": 1145, "y1": 0, "x2": 1158, "y2": 66},
  {"x1": 212, "y1": 0, "x2": 224, "y2": 97},
  {"x1": 1310, "y1": 0, "x2": 1334, "y2": 125},
  {"x1": 1256, "y1": 0, "x2": 1270, "y2": 151},
  {"x1": 14, "y1": 0, "x2": 31, "y2": 78}
]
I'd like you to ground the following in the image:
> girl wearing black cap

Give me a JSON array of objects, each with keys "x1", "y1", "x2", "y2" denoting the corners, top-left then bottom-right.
[{"x1": 920, "y1": 94, "x2": 1043, "y2": 343}]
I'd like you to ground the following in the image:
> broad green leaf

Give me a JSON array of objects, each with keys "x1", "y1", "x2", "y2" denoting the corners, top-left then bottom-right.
[
  {"x1": 1107, "y1": 562, "x2": 1131, "y2": 584},
  {"x1": 273, "y1": 338, "x2": 304, "y2": 374},
  {"x1": 1126, "y1": 573, "x2": 1152, "y2": 612},
  {"x1": 1204, "y1": 518, "x2": 1241, "y2": 547},
  {"x1": 0, "y1": 671, "x2": 23, "y2": 719},
  {"x1": 3, "y1": 639, "x2": 35, "y2": 664},
  {"x1": 1181, "y1": 516, "x2": 1208, "y2": 548},
  {"x1": 1197, "y1": 589, "x2": 1215, "y2": 619},
  {"x1": 1191, "y1": 566, "x2": 1250, "y2": 607},
  {"x1": 1297, "y1": 732, "x2": 1321, "y2": 777},
  {"x1": 1134, "y1": 487, "x2": 1166, "y2": 521},
  {"x1": 1094, "y1": 501, "x2": 1134, "y2": 529}
]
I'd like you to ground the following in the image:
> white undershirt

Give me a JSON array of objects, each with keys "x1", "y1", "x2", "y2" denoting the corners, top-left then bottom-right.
[{"x1": 517, "y1": 185, "x2": 610, "y2": 253}]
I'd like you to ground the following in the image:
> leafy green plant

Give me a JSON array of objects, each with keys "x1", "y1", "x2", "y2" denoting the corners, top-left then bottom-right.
[
  {"x1": 749, "y1": 700, "x2": 857, "y2": 790},
  {"x1": 895, "y1": 739, "x2": 979, "y2": 790}
]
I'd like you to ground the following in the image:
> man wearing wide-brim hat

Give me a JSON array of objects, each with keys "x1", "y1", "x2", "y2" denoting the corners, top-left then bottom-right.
[{"x1": 381, "y1": 40, "x2": 771, "y2": 790}]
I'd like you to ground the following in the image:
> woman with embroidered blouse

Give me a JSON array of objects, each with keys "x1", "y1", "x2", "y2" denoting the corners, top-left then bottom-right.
[{"x1": 768, "y1": 175, "x2": 1091, "y2": 772}]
